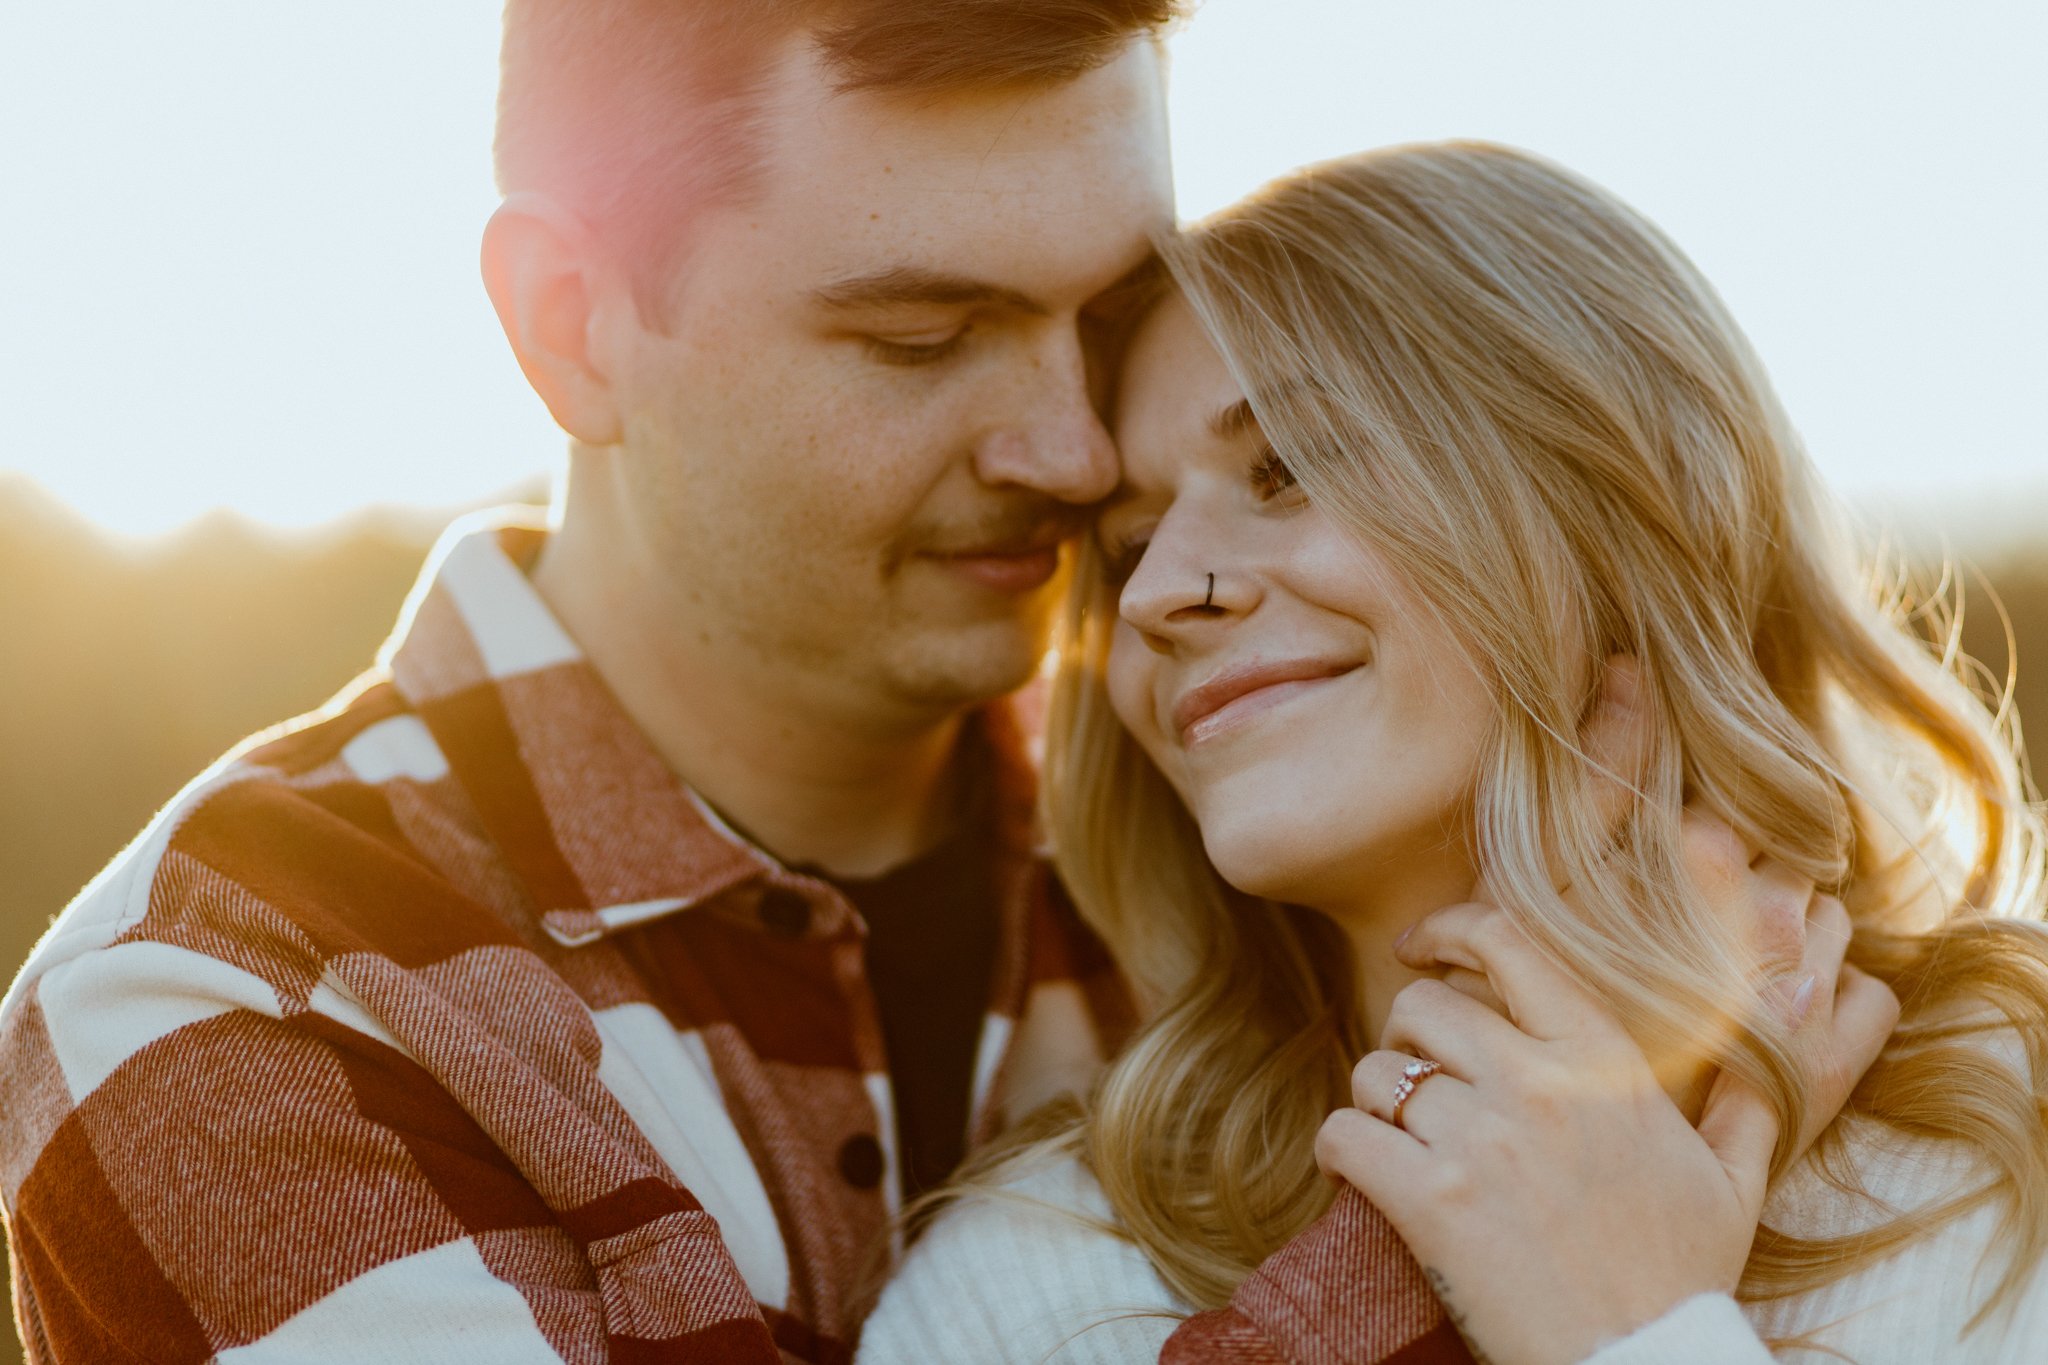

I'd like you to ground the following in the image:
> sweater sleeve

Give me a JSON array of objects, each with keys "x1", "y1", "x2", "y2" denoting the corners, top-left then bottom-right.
[
  {"x1": 1579, "y1": 1296, "x2": 1771, "y2": 1365},
  {"x1": 857, "y1": 1160, "x2": 1471, "y2": 1364},
  {"x1": 1734, "y1": 1119, "x2": 2048, "y2": 1362},
  {"x1": 855, "y1": 1158, "x2": 1180, "y2": 1363}
]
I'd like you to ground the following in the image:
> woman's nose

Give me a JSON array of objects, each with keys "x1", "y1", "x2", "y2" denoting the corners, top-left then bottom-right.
[{"x1": 1118, "y1": 515, "x2": 1252, "y2": 645}]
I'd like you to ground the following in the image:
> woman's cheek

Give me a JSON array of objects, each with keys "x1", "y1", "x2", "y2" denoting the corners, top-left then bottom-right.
[{"x1": 1105, "y1": 628, "x2": 1169, "y2": 762}]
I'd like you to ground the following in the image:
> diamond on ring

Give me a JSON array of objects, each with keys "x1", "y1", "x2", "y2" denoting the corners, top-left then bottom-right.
[{"x1": 1389, "y1": 1058, "x2": 1442, "y2": 1131}]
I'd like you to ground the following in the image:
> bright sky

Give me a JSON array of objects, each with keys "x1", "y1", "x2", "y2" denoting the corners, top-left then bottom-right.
[{"x1": 3, "y1": 1, "x2": 2043, "y2": 536}]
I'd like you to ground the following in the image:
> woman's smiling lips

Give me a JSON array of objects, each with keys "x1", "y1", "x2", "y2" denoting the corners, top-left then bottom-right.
[{"x1": 1171, "y1": 657, "x2": 1362, "y2": 746}]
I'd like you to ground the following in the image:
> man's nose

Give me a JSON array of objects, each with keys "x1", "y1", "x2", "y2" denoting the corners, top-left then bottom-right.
[{"x1": 971, "y1": 336, "x2": 1119, "y2": 506}]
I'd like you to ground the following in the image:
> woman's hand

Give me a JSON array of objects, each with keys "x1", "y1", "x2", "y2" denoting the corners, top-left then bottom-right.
[{"x1": 1314, "y1": 900, "x2": 1897, "y2": 1365}]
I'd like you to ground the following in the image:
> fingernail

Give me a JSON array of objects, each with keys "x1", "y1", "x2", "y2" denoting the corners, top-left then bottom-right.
[{"x1": 1393, "y1": 924, "x2": 1415, "y2": 952}]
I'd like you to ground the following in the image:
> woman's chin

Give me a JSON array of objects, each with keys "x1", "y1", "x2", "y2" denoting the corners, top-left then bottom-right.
[{"x1": 1199, "y1": 818, "x2": 1341, "y2": 907}]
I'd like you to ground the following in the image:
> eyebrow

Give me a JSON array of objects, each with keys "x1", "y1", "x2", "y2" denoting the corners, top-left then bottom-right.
[
  {"x1": 1210, "y1": 377, "x2": 1320, "y2": 439},
  {"x1": 1209, "y1": 398, "x2": 1259, "y2": 439},
  {"x1": 811, "y1": 266, "x2": 1048, "y2": 315}
]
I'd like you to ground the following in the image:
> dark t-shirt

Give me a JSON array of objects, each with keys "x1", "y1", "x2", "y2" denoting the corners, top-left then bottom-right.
[{"x1": 817, "y1": 789, "x2": 1001, "y2": 1203}]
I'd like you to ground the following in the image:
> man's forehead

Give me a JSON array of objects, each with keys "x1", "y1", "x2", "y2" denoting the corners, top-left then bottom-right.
[{"x1": 757, "y1": 38, "x2": 1172, "y2": 214}]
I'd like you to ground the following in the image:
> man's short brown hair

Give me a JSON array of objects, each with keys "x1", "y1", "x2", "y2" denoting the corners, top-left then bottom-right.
[{"x1": 496, "y1": 0, "x2": 1182, "y2": 286}]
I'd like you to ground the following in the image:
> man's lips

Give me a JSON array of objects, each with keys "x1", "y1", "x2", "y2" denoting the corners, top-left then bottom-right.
[
  {"x1": 1171, "y1": 657, "x2": 1361, "y2": 744},
  {"x1": 927, "y1": 541, "x2": 1064, "y2": 594}
]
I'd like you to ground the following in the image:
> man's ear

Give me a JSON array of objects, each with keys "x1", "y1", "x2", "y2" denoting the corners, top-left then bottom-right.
[{"x1": 481, "y1": 193, "x2": 625, "y2": 446}]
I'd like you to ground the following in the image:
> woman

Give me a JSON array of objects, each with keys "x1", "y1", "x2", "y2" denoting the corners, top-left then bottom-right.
[{"x1": 860, "y1": 142, "x2": 2048, "y2": 1362}]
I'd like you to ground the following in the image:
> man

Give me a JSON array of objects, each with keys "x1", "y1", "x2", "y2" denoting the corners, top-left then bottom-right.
[{"x1": 0, "y1": 4, "x2": 1838, "y2": 1362}]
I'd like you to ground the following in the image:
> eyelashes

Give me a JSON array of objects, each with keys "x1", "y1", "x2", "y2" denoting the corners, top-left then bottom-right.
[
  {"x1": 861, "y1": 330, "x2": 970, "y2": 367},
  {"x1": 1249, "y1": 444, "x2": 1298, "y2": 500},
  {"x1": 1097, "y1": 444, "x2": 1302, "y2": 587}
]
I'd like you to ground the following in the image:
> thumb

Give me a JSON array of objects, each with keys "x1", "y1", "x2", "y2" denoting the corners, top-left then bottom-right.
[{"x1": 1695, "y1": 1066, "x2": 1779, "y2": 1220}]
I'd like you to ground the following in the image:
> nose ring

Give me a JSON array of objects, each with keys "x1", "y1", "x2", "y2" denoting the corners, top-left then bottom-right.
[{"x1": 1204, "y1": 573, "x2": 1215, "y2": 609}]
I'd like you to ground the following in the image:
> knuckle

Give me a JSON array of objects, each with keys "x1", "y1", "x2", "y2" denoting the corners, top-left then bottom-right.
[
  {"x1": 1423, "y1": 1156, "x2": 1478, "y2": 1205},
  {"x1": 1315, "y1": 1107, "x2": 1370, "y2": 1170},
  {"x1": 1313, "y1": 1113, "x2": 1347, "y2": 1166},
  {"x1": 1754, "y1": 896, "x2": 1808, "y2": 970},
  {"x1": 1809, "y1": 894, "x2": 1852, "y2": 943},
  {"x1": 1383, "y1": 980, "x2": 1440, "y2": 1038},
  {"x1": 1350, "y1": 1051, "x2": 1393, "y2": 1105},
  {"x1": 1472, "y1": 910, "x2": 1521, "y2": 957},
  {"x1": 1412, "y1": 904, "x2": 1476, "y2": 950},
  {"x1": 1877, "y1": 983, "x2": 1904, "y2": 1031},
  {"x1": 1843, "y1": 965, "x2": 1902, "y2": 1030},
  {"x1": 1441, "y1": 966, "x2": 1506, "y2": 1015}
]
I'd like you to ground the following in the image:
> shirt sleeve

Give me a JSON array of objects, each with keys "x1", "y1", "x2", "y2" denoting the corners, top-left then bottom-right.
[
  {"x1": 1160, "y1": 1189, "x2": 1471, "y2": 1363},
  {"x1": 2, "y1": 939, "x2": 782, "y2": 1365}
]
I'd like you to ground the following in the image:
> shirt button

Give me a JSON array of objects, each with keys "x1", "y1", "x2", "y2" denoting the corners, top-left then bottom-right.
[
  {"x1": 758, "y1": 888, "x2": 812, "y2": 938},
  {"x1": 837, "y1": 1134, "x2": 885, "y2": 1190}
]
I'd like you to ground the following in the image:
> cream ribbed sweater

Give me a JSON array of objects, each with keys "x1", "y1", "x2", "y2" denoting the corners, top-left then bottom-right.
[{"x1": 859, "y1": 1111, "x2": 2048, "y2": 1364}]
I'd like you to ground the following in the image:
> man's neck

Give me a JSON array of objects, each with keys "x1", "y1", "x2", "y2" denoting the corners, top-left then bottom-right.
[{"x1": 530, "y1": 504, "x2": 970, "y2": 881}]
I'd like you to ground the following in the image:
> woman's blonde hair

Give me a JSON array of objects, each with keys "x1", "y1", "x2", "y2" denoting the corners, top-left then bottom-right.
[{"x1": 1030, "y1": 141, "x2": 2048, "y2": 1328}]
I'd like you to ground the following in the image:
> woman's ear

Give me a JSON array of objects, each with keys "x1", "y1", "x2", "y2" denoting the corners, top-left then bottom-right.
[{"x1": 480, "y1": 193, "x2": 625, "y2": 446}]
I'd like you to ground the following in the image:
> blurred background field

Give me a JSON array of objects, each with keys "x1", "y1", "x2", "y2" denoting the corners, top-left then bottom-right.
[{"x1": 4, "y1": 472, "x2": 2044, "y2": 1000}]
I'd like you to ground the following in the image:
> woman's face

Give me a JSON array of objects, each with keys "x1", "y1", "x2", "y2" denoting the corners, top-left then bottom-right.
[{"x1": 1102, "y1": 294, "x2": 1496, "y2": 915}]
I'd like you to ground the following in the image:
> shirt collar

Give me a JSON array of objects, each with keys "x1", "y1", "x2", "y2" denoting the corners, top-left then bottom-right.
[
  {"x1": 381, "y1": 507, "x2": 1043, "y2": 946},
  {"x1": 384, "y1": 508, "x2": 771, "y2": 944}
]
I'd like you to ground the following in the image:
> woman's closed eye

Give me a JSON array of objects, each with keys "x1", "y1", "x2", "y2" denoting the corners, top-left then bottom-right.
[{"x1": 1249, "y1": 444, "x2": 1300, "y2": 502}]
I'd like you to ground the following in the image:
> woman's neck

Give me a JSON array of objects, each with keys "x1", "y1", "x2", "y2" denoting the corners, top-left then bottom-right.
[{"x1": 1317, "y1": 855, "x2": 1481, "y2": 1050}]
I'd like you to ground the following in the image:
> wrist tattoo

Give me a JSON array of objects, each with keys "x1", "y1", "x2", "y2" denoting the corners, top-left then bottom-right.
[{"x1": 1424, "y1": 1267, "x2": 1494, "y2": 1365}]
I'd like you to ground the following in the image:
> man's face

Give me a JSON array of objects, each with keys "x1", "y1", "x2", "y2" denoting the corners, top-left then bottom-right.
[{"x1": 595, "y1": 39, "x2": 1173, "y2": 722}]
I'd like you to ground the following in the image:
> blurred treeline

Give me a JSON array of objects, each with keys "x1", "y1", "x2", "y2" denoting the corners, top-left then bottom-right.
[
  {"x1": 3, "y1": 472, "x2": 2047, "y2": 992},
  {"x1": 1, "y1": 475, "x2": 529, "y2": 984}
]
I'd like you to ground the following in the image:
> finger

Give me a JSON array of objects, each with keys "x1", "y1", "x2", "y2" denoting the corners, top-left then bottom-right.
[
  {"x1": 1394, "y1": 903, "x2": 1619, "y2": 1043},
  {"x1": 1743, "y1": 859, "x2": 1816, "y2": 980},
  {"x1": 1763, "y1": 894, "x2": 1848, "y2": 1030},
  {"x1": 1440, "y1": 964, "x2": 1507, "y2": 1018},
  {"x1": 1579, "y1": 654, "x2": 1650, "y2": 839},
  {"x1": 1377, "y1": 975, "x2": 1542, "y2": 1080},
  {"x1": 1695, "y1": 1067, "x2": 1780, "y2": 1222},
  {"x1": 1790, "y1": 963, "x2": 1898, "y2": 1158},
  {"x1": 1349, "y1": 1050, "x2": 1476, "y2": 1144},
  {"x1": 1678, "y1": 806, "x2": 1753, "y2": 917},
  {"x1": 1801, "y1": 894, "x2": 1852, "y2": 988},
  {"x1": 1314, "y1": 1108, "x2": 1431, "y2": 1214}
]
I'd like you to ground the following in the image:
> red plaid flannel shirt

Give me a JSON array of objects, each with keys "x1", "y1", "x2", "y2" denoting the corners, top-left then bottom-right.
[{"x1": 1, "y1": 512, "x2": 1467, "y2": 1363}]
